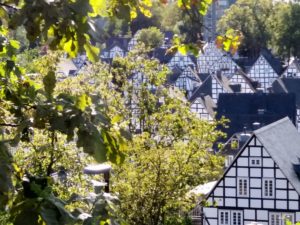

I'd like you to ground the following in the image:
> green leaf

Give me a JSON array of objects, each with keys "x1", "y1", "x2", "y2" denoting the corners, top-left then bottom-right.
[
  {"x1": 178, "y1": 45, "x2": 188, "y2": 55},
  {"x1": 77, "y1": 128, "x2": 107, "y2": 162},
  {"x1": 43, "y1": 71, "x2": 56, "y2": 100},
  {"x1": 84, "y1": 43, "x2": 100, "y2": 63},
  {"x1": 75, "y1": 94, "x2": 91, "y2": 111},
  {"x1": 89, "y1": 0, "x2": 108, "y2": 17}
]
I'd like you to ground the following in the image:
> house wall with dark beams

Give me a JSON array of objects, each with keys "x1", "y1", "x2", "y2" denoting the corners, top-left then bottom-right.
[
  {"x1": 229, "y1": 73, "x2": 254, "y2": 94},
  {"x1": 190, "y1": 98, "x2": 213, "y2": 121},
  {"x1": 203, "y1": 136, "x2": 300, "y2": 225},
  {"x1": 167, "y1": 52, "x2": 196, "y2": 71},
  {"x1": 247, "y1": 55, "x2": 279, "y2": 92},
  {"x1": 216, "y1": 93, "x2": 296, "y2": 139},
  {"x1": 281, "y1": 59, "x2": 300, "y2": 78},
  {"x1": 202, "y1": 118, "x2": 300, "y2": 225}
]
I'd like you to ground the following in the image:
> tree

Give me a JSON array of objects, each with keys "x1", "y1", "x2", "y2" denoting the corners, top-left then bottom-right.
[
  {"x1": 136, "y1": 27, "x2": 164, "y2": 50},
  {"x1": 0, "y1": 0, "x2": 226, "y2": 224},
  {"x1": 217, "y1": 0, "x2": 274, "y2": 57},
  {"x1": 268, "y1": 3, "x2": 300, "y2": 59},
  {"x1": 108, "y1": 50, "x2": 225, "y2": 225}
]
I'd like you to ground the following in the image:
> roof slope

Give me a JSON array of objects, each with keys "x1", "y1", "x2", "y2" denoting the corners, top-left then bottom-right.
[
  {"x1": 254, "y1": 117, "x2": 300, "y2": 194},
  {"x1": 272, "y1": 77, "x2": 300, "y2": 107}
]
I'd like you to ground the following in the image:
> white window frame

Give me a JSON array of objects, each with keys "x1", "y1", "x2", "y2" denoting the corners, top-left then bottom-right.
[
  {"x1": 250, "y1": 157, "x2": 261, "y2": 167},
  {"x1": 231, "y1": 211, "x2": 243, "y2": 225},
  {"x1": 270, "y1": 212, "x2": 294, "y2": 225},
  {"x1": 237, "y1": 177, "x2": 249, "y2": 197},
  {"x1": 263, "y1": 178, "x2": 274, "y2": 198},
  {"x1": 219, "y1": 210, "x2": 230, "y2": 225}
]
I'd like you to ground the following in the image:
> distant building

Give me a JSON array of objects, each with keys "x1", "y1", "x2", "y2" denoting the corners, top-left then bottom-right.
[
  {"x1": 202, "y1": 117, "x2": 300, "y2": 225},
  {"x1": 203, "y1": 0, "x2": 237, "y2": 41},
  {"x1": 247, "y1": 49, "x2": 283, "y2": 92},
  {"x1": 281, "y1": 58, "x2": 300, "y2": 78}
]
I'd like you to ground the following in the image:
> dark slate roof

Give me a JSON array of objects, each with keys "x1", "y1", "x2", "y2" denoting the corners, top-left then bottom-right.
[
  {"x1": 189, "y1": 75, "x2": 212, "y2": 101},
  {"x1": 105, "y1": 37, "x2": 129, "y2": 52},
  {"x1": 254, "y1": 117, "x2": 300, "y2": 194},
  {"x1": 216, "y1": 93, "x2": 296, "y2": 139},
  {"x1": 233, "y1": 57, "x2": 257, "y2": 73},
  {"x1": 260, "y1": 49, "x2": 283, "y2": 75},
  {"x1": 152, "y1": 47, "x2": 173, "y2": 64},
  {"x1": 167, "y1": 65, "x2": 183, "y2": 84},
  {"x1": 271, "y1": 77, "x2": 300, "y2": 107}
]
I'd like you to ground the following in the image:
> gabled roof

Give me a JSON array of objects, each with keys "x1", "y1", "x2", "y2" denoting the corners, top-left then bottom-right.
[
  {"x1": 281, "y1": 57, "x2": 300, "y2": 77},
  {"x1": 257, "y1": 49, "x2": 283, "y2": 75},
  {"x1": 167, "y1": 65, "x2": 183, "y2": 84},
  {"x1": 254, "y1": 117, "x2": 300, "y2": 195},
  {"x1": 189, "y1": 75, "x2": 212, "y2": 100},
  {"x1": 104, "y1": 37, "x2": 129, "y2": 52},
  {"x1": 188, "y1": 94, "x2": 216, "y2": 118},
  {"x1": 271, "y1": 77, "x2": 300, "y2": 107},
  {"x1": 152, "y1": 47, "x2": 173, "y2": 64},
  {"x1": 207, "y1": 118, "x2": 300, "y2": 198},
  {"x1": 212, "y1": 71, "x2": 234, "y2": 93},
  {"x1": 230, "y1": 69, "x2": 258, "y2": 92}
]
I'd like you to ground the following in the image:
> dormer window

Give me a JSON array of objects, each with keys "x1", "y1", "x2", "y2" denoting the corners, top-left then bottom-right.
[{"x1": 258, "y1": 109, "x2": 265, "y2": 115}]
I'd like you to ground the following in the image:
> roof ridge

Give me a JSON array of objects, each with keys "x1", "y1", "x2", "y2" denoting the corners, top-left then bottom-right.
[{"x1": 254, "y1": 117, "x2": 290, "y2": 135}]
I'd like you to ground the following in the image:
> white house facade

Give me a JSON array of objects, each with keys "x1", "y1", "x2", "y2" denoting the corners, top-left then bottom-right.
[
  {"x1": 229, "y1": 72, "x2": 255, "y2": 93},
  {"x1": 174, "y1": 66, "x2": 201, "y2": 95},
  {"x1": 247, "y1": 55, "x2": 279, "y2": 92},
  {"x1": 197, "y1": 42, "x2": 224, "y2": 74},
  {"x1": 203, "y1": 118, "x2": 300, "y2": 225},
  {"x1": 281, "y1": 58, "x2": 300, "y2": 78},
  {"x1": 167, "y1": 52, "x2": 196, "y2": 71}
]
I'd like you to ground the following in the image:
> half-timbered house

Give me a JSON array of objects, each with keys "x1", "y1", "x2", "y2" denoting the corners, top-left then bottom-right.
[
  {"x1": 217, "y1": 54, "x2": 240, "y2": 79},
  {"x1": 247, "y1": 49, "x2": 282, "y2": 92},
  {"x1": 100, "y1": 37, "x2": 129, "y2": 61},
  {"x1": 281, "y1": 58, "x2": 300, "y2": 78},
  {"x1": 172, "y1": 66, "x2": 202, "y2": 97},
  {"x1": 167, "y1": 51, "x2": 197, "y2": 71},
  {"x1": 211, "y1": 72, "x2": 234, "y2": 103},
  {"x1": 229, "y1": 70, "x2": 257, "y2": 93},
  {"x1": 202, "y1": 117, "x2": 300, "y2": 225},
  {"x1": 189, "y1": 92, "x2": 216, "y2": 121},
  {"x1": 197, "y1": 42, "x2": 224, "y2": 74}
]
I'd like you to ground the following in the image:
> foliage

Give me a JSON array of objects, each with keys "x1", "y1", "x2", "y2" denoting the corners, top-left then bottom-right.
[
  {"x1": 217, "y1": 0, "x2": 273, "y2": 56},
  {"x1": 108, "y1": 51, "x2": 225, "y2": 225},
  {"x1": 218, "y1": 0, "x2": 300, "y2": 58},
  {"x1": 136, "y1": 27, "x2": 164, "y2": 50},
  {"x1": 268, "y1": 3, "x2": 300, "y2": 59},
  {"x1": 0, "y1": 0, "x2": 230, "y2": 224},
  {"x1": 0, "y1": 51, "x2": 129, "y2": 224}
]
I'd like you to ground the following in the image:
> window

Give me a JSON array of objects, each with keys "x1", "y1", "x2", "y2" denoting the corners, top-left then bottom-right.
[
  {"x1": 263, "y1": 179, "x2": 274, "y2": 197},
  {"x1": 237, "y1": 177, "x2": 248, "y2": 197},
  {"x1": 219, "y1": 210, "x2": 230, "y2": 225},
  {"x1": 270, "y1": 212, "x2": 294, "y2": 225},
  {"x1": 231, "y1": 211, "x2": 242, "y2": 225},
  {"x1": 250, "y1": 157, "x2": 261, "y2": 167},
  {"x1": 219, "y1": 210, "x2": 243, "y2": 225}
]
